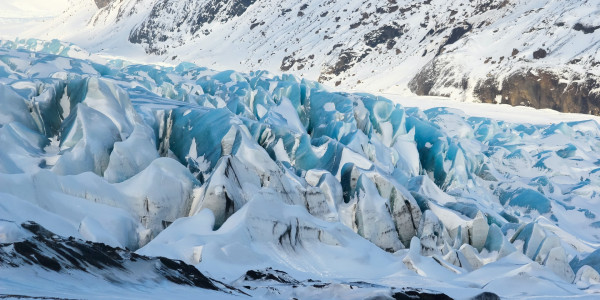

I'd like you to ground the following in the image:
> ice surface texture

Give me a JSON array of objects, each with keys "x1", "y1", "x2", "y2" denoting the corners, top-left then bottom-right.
[{"x1": 0, "y1": 44, "x2": 599, "y2": 298}]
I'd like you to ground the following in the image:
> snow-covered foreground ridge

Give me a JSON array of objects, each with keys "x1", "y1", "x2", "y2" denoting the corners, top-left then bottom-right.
[{"x1": 0, "y1": 43, "x2": 600, "y2": 299}]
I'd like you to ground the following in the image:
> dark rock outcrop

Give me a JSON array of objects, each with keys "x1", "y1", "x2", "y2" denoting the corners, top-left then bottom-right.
[
  {"x1": 474, "y1": 70, "x2": 600, "y2": 114},
  {"x1": 94, "y1": 0, "x2": 112, "y2": 9},
  {"x1": 130, "y1": 0, "x2": 257, "y2": 54},
  {"x1": 471, "y1": 292, "x2": 501, "y2": 300},
  {"x1": 392, "y1": 289, "x2": 454, "y2": 300},
  {"x1": 237, "y1": 268, "x2": 466, "y2": 299},
  {"x1": 410, "y1": 58, "x2": 600, "y2": 115},
  {"x1": 437, "y1": 23, "x2": 472, "y2": 55},
  {"x1": 242, "y1": 268, "x2": 300, "y2": 284},
  {"x1": 318, "y1": 49, "x2": 372, "y2": 81},
  {"x1": 408, "y1": 59, "x2": 469, "y2": 97},
  {"x1": 0, "y1": 221, "x2": 224, "y2": 291},
  {"x1": 533, "y1": 48, "x2": 547, "y2": 59},
  {"x1": 573, "y1": 23, "x2": 600, "y2": 34},
  {"x1": 364, "y1": 24, "x2": 405, "y2": 49}
]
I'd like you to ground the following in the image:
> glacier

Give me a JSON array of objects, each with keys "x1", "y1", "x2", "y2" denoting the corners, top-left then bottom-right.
[{"x1": 0, "y1": 42, "x2": 599, "y2": 299}]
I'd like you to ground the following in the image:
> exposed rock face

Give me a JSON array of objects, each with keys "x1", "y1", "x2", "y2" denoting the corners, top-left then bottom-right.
[
  {"x1": 130, "y1": 0, "x2": 258, "y2": 54},
  {"x1": 236, "y1": 268, "x2": 459, "y2": 300},
  {"x1": 0, "y1": 221, "x2": 222, "y2": 291},
  {"x1": 474, "y1": 70, "x2": 600, "y2": 115},
  {"x1": 318, "y1": 49, "x2": 371, "y2": 82},
  {"x1": 364, "y1": 24, "x2": 405, "y2": 49},
  {"x1": 408, "y1": 58, "x2": 469, "y2": 98},
  {"x1": 437, "y1": 22, "x2": 472, "y2": 55},
  {"x1": 410, "y1": 60, "x2": 600, "y2": 115},
  {"x1": 573, "y1": 23, "x2": 600, "y2": 34},
  {"x1": 94, "y1": 0, "x2": 112, "y2": 9},
  {"x1": 532, "y1": 49, "x2": 547, "y2": 59}
]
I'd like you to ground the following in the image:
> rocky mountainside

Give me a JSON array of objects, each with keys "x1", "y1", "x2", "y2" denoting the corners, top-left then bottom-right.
[{"x1": 13, "y1": 0, "x2": 600, "y2": 114}]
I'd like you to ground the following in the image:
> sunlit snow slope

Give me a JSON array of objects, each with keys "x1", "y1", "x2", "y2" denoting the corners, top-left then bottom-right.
[
  {"x1": 2, "y1": 0, "x2": 599, "y2": 114},
  {"x1": 0, "y1": 41, "x2": 600, "y2": 299}
]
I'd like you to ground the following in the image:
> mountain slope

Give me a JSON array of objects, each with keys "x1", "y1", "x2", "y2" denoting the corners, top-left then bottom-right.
[{"x1": 4, "y1": 0, "x2": 599, "y2": 114}]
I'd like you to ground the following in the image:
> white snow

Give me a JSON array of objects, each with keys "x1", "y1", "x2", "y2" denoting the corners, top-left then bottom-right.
[
  {"x1": 382, "y1": 93, "x2": 600, "y2": 125},
  {"x1": 0, "y1": 28, "x2": 599, "y2": 299}
]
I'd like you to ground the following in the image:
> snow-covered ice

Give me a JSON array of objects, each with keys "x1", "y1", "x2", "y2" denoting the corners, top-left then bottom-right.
[{"x1": 0, "y1": 41, "x2": 599, "y2": 299}]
